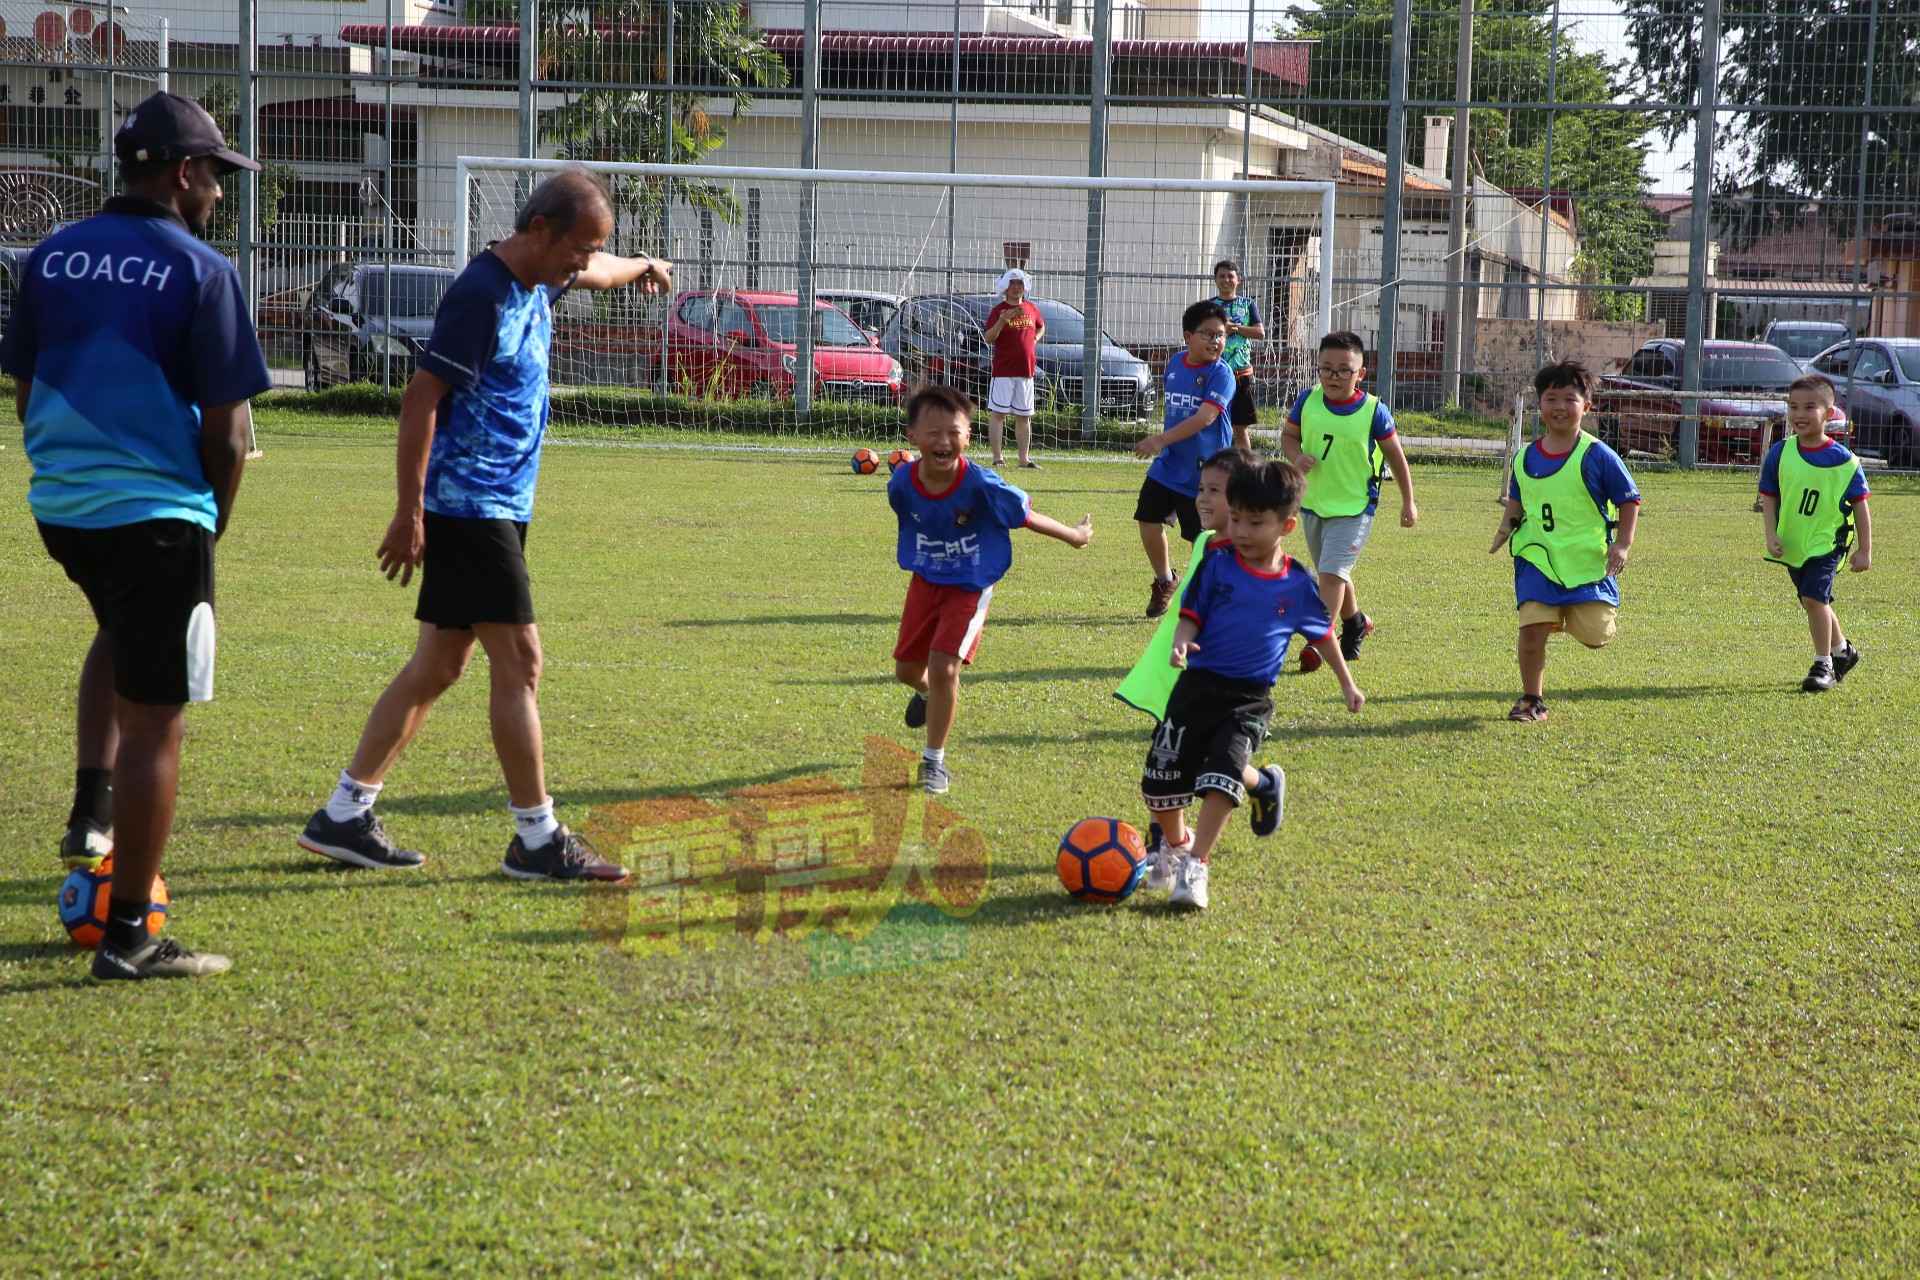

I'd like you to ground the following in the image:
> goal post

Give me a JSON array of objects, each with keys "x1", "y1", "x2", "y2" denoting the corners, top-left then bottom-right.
[{"x1": 456, "y1": 157, "x2": 1337, "y2": 447}]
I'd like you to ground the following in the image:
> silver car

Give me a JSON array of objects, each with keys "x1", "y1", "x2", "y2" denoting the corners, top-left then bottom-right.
[{"x1": 1808, "y1": 338, "x2": 1920, "y2": 468}]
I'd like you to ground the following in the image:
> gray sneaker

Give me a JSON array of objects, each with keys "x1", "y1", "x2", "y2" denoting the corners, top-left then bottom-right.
[
  {"x1": 501, "y1": 825, "x2": 629, "y2": 882},
  {"x1": 1143, "y1": 837, "x2": 1190, "y2": 893},
  {"x1": 299, "y1": 809, "x2": 425, "y2": 870},
  {"x1": 92, "y1": 935, "x2": 232, "y2": 981},
  {"x1": 918, "y1": 758, "x2": 951, "y2": 795}
]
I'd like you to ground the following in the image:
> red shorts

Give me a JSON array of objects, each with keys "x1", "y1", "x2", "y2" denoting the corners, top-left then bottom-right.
[{"x1": 894, "y1": 574, "x2": 994, "y2": 665}]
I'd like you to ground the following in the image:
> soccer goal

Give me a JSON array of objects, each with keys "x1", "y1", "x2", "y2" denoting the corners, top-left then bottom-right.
[{"x1": 457, "y1": 158, "x2": 1336, "y2": 448}]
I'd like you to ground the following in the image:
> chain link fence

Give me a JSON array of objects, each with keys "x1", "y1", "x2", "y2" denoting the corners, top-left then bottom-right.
[{"x1": 0, "y1": 0, "x2": 1910, "y2": 460}]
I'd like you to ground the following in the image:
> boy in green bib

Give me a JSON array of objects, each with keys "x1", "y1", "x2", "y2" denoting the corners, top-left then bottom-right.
[
  {"x1": 1279, "y1": 330, "x2": 1417, "y2": 671},
  {"x1": 1758, "y1": 373, "x2": 1871, "y2": 692},
  {"x1": 1488, "y1": 361, "x2": 1641, "y2": 723}
]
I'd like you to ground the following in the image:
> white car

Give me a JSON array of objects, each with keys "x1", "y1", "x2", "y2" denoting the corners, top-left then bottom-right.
[{"x1": 817, "y1": 290, "x2": 903, "y2": 342}]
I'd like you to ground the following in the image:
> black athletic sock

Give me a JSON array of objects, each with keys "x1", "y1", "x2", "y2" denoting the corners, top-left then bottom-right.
[
  {"x1": 71, "y1": 767, "x2": 112, "y2": 830},
  {"x1": 104, "y1": 897, "x2": 150, "y2": 951}
]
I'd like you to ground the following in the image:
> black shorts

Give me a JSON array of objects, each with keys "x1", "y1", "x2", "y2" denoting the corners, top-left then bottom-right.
[
  {"x1": 416, "y1": 512, "x2": 536, "y2": 629},
  {"x1": 1787, "y1": 548, "x2": 1845, "y2": 605},
  {"x1": 1227, "y1": 372, "x2": 1258, "y2": 427},
  {"x1": 1140, "y1": 668, "x2": 1273, "y2": 810},
  {"x1": 39, "y1": 518, "x2": 216, "y2": 706},
  {"x1": 1134, "y1": 476, "x2": 1204, "y2": 543}
]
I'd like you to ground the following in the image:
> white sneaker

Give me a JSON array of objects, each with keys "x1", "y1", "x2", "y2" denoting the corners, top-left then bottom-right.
[
  {"x1": 1142, "y1": 833, "x2": 1193, "y2": 893},
  {"x1": 1169, "y1": 855, "x2": 1210, "y2": 911}
]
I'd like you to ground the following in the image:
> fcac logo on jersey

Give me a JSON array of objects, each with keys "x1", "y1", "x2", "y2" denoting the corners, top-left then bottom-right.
[{"x1": 583, "y1": 736, "x2": 986, "y2": 1003}]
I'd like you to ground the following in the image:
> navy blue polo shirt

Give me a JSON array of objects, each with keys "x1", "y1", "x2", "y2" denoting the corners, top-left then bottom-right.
[{"x1": 0, "y1": 196, "x2": 271, "y2": 530}]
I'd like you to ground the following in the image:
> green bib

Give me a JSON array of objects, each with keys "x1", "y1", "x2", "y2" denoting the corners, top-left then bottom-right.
[
  {"x1": 1114, "y1": 535, "x2": 1225, "y2": 722},
  {"x1": 1511, "y1": 433, "x2": 1614, "y2": 588},
  {"x1": 1299, "y1": 389, "x2": 1382, "y2": 517},
  {"x1": 1772, "y1": 443, "x2": 1859, "y2": 568}
]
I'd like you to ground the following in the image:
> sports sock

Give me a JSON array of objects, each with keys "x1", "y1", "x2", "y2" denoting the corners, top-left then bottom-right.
[
  {"x1": 70, "y1": 767, "x2": 112, "y2": 829},
  {"x1": 1814, "y1": 651, "x2": 1832, "y2": 663},
  {"x1": 1250, "y1": 769, "x2": 1276, "y2": 799},
  {"x1": 511, "y1": 798, "x2": 560, "y2": 847},
  {"x1": 105, "y1": 898, "x2": 150, "y2": 951},
  {"x1": 1155, "y1": 572, "x2": 1175, "y2": 583},
  {"x1": 923, "y1": 747, "x2": 946, "y2": 765},
  {"x1": 324, "y1": 772, "x2": 381, "y2": 823}
]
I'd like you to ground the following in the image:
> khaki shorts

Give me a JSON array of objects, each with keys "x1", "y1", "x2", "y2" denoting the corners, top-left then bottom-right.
[{"x1": 1517, "y1": 599, "x2": 1617, "y2": 649}]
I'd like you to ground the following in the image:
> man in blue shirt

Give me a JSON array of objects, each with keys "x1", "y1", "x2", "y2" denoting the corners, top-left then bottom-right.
[
  {"x1": 299, "y1": 169, "x2": 672, "y2": 881},
  {"x1": 1133, "y1": 300, "x2": 1236, "y2": 619},
  {"x1": 4, "y1": 92, "x2": 271, "y2": 979}
]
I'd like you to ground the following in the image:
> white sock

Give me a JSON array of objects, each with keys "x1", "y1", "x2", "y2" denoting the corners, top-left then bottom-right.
[
  {"x1": 1815, "y1": 651, "x2": 1832, "y2": 663},
  {"x1": 510, "y1": 797, "x2": 560, "y2": 847},
  {"x1": 923, "y1": 747, "x2": 945, "y2": 765},
  {"x1": 1155, "y1": 571, "x2": 1175, "y2": 582},
  {"x1": 324, "y1": 772, "x2": 380, "y2": 823}
]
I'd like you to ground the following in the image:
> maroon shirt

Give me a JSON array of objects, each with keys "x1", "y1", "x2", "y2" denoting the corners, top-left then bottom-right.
[{"x1": 987, "y1": 300, "x2": 1042, "y2": 378}]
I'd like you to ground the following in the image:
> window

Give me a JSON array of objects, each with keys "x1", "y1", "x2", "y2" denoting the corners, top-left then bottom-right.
[
  {"x1": 679, "y1": 295, "x2": 714, "y2": 331},
  {"x1": 715, "y1": 299, "x2": 754, "y2": 339},
  {"x1": 1896, "y1": 348, "x2": 1920, "y2": 382},
  {"x1": 752, "y1": 304, "x2": 870, "y2": 348},
  {"x1": 1850, "y1": 346, "x2": 1892, "y2": 383},
  {"x1": 1812, "y1": 345, "x2": 1856, "y2": 377}
]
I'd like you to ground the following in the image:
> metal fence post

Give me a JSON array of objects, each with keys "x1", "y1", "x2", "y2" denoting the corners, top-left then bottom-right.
[
  {"x1": 1679, "y1": 0, "x2": 1722, "y2": 469},
  {"x1": 1378, "y1": 0, "x2": 1410, "y2": 405},
  {"x1": 236, "y1": 0, "x2": 256, "y2": 321},
  {"x1": 1082, "y1": 0, "x2": 1111, "y2": 439},
  {"x1": 1534, "y1": 0, "x2": 1558, "y2": 371},
  {"x1": 795, "y1": 0, "x2": 820, "y2": 420},
  {"x1": 1440, "y1": 0, "x2": 1473, "y2": 407}
]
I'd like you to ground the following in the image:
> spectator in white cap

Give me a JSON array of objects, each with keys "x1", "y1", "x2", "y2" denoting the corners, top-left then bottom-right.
[{"x1": 983, "y1": 268, "x2": 1044, "y2": 469}]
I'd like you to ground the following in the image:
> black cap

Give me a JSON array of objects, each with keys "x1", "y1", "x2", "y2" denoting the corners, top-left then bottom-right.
[{"x1": 115, "y1": 92, "x2": 259, "y2": 173}]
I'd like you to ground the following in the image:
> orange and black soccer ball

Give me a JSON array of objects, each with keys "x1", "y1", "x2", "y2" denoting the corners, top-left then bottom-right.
[
  {"x1": 57, "y1": 857, "x2": 169, "y2": 950},
  {"x1": 850, "y1": 447, "x2": 881, "y2": 474},
  {"x1": 1057, "y1": 817, "x2": 1147, "y2": 903},
  {"x1": 888, "y1": 448, "x2": 914, "y2": 472}
]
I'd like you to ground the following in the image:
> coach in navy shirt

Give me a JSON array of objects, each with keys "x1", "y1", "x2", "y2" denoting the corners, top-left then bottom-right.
[
  {"x1": 3, "y1": 92, "x2": 271, "y2": 979},
  {"x1": 298, "y1": 169, "x2": 672, "y2": 883}
]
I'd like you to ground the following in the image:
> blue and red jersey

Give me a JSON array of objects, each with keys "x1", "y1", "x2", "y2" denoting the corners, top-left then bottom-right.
[
  {"x1": 1178, "y1": 548, "x2": 1332, "y2": 685},
  {"x1": 888, "y1": 457, "x2": 1032, "y2": 591},
  {"x1": 1147, "y1": 354, "x2": 1236, "y2": 497}
]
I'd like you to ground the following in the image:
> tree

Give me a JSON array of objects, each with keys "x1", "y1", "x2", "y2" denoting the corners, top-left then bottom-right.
[
  {"x1": 1619, "y1": 0, "x2": 1919, "y2": 243},
  {"x1": 194, "y1": 84, "x2": 302, "y2": 245},
  {"x1": 477, "y1": 0, "x2": 788, "y2": 240},
  {"x1": 1278, "y1": 0, "x2": 1661, "y2": 320}
]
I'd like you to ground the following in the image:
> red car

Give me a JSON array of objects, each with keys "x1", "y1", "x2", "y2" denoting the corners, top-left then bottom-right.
[
  {"x1": 666, "y1": 290, "x2": 904, "y2": 405},
  {"x1": 1593, "y1": 340, "x2": 1848, "y2": 463}
]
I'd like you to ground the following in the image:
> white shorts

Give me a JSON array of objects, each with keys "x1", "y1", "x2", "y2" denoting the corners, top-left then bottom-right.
[{"x1": 988, "y1": 377, "x2": 1036, "y2": 417}]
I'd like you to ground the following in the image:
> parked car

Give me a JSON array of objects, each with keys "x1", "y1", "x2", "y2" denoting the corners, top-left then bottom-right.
[
  {"x1": 817, "y1": 290, "x2": 903, "y2": 342},
  {"x1": 666, "y1": 290, "x2": 903, "y2": 404},
  {"x1": 1807, "y1": 337, "x2": 1920, "y2": 468},
  {"x1": 0, "y1": 243, "x2": 33, "y2": 335},
  {"x1": 1760, "y1": 320, "x2": 1851, "y2": 370},
  {"x1": 1593, "y1": 339, "x2": 1847, "y2": 463},
  {"x1": 878, "y1": 294, "x2": 1156, "y2": 418},
  {"x1": 303, "y1": 263, "x2": 456, "y2": 391}
]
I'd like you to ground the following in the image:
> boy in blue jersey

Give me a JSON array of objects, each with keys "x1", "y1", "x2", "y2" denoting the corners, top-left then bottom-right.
[
  {"x1": 3, "y1": 92, "x2": 271, "y2": 978},
  {"x1": 1143, "y1": 460, "x2": 1365, "y2": 911},
  {"x1": 1758, "y1": 374, "x2": 1871, "y2": 692},
  {"x1": 1488, "y1": 361, "x2": 1641, "y2": 723},
  {"x1": 1280, "y1": 330, "x2": 1418, "y2": 671},
  {"x1": 891, "y1": 384, "x2": 1092, "y2": 793},
  {"x1": 299, "y1": 170, "x2": 672, "y2": 880},
  {"x1": 1133, "y1": 300, "x2": 1237, "y2": 619}
]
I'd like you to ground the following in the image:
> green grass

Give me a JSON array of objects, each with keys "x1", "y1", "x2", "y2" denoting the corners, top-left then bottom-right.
[{"x1": 4, "y1": 425, "x2": 1919, "y2": 1276}]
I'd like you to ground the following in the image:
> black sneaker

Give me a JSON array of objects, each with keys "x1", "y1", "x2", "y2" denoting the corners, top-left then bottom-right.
[
  {"x1": 1802, "y1": 660, "x2": 1836, "y2": 693},
  {"x1": 1340, "y1": 612, "x2": 1375, "y2": 662},
  {"x1": 299, "y1": 809, "x2": 426, "y2": 869},
  {"x1": 1834, "y1": 643, "x2": 1862, "y2": 683},
  {"x1": 904, "y1": 691, "x2": 929, "y2": 730},
  {"x1": 92, "y1": 935, "x2": 231, "y2": 981},
  {"x1": 1507, "y1": 694, "x2": 1548, "y2": 723},
  {"x1": 60, "y1": 818, "x2": 112, "y2": 872},
  {"x1": 1247, "y1": 765, "x2": 1287, "y2": 837},
  {"x1": 501, "y1": 825, "x2": 629, "y2": 882}
]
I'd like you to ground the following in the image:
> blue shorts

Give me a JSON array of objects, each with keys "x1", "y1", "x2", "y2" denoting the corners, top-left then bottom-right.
[{"x1": 1787, "y1": 549, "x2": 1844, "y2": 604}]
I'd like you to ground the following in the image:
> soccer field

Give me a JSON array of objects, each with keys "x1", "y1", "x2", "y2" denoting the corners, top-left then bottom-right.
[{"x1": 4, "y1": 422, "x2": 1919, "y2": 1276}]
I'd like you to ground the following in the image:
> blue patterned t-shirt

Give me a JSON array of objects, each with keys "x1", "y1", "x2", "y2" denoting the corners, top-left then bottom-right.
[{"x1": 416, "y1": 251, "x2": 565, "y2": 522}]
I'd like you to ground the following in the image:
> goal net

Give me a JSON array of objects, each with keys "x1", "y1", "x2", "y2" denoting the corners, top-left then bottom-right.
[{"x1": 458, "y1": 159, "x2": 1335, "y2": 450}]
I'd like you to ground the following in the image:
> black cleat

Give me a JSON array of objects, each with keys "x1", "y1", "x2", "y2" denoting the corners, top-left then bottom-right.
[
  {"x1": 1340, "y1": 612, "x2": 1375, "y2": 662},
  {"x1": 1833, "y1": 644, "x2": 1861, "y2": 683},
  {"x1": 60, "y1": 818, "x2": 112, "y2": 872},
  {"x1": 501, "y1": 825, "x2": 629, "y2": 882},
  {"x1": 904, "y1": 691, "x2": 929, "y2": 730},
  {"x1": 1802, "y1": 661, "x2": 1836, "y2": 693},
  {"x1": 299, "y1": 809, "x2": 426, "y2": 869},
  {"x1": 91, "y1": 935, "x2": 231, "y2": 981}
]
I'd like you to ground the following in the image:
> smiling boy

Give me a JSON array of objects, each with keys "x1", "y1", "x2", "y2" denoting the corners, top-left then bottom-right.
[
  {"x1": 1132, "y1": 300, "x2": 1237, "y2": 619},
  {"x1": 891, "y1": 384, "x2": 1091, "y2": 793}
]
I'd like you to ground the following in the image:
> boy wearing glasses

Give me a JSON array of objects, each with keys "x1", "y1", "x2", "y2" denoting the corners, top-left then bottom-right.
[
  {"x1": 1279, "y1": 330, "x2": 1417, "y2": 671},
  {"x1": 1131, "y1": 301, "x2": 1237, "y2": 618}
]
